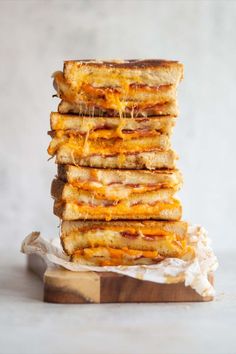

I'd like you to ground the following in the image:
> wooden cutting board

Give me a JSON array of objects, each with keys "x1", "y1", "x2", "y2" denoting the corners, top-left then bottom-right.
[{"x1": 27, "y1": 254, "x2": 214, "y2": 303}]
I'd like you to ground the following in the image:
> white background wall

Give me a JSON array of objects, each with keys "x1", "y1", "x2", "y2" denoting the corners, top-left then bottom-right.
[{"x1": 0, "y1": 0, "x2": 235, "y2": 253}]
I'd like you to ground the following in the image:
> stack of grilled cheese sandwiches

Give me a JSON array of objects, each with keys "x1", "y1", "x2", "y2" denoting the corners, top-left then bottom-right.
[{"x1": 48, "y1": 59, "x2": 195, "y2": 266}]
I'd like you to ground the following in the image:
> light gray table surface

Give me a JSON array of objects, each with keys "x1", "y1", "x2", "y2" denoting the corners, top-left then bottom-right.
[{"x1": 0, "y1": 249, "x2": 235, "y2": 354}]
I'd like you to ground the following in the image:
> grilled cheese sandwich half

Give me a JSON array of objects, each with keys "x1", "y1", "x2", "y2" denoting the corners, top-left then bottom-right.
[
  {"x1": 48, "y1": 127, "x2": 177, "y2": 170},
  {"x1": 48, "y1": 111, "x2": 178, "y2": 169},
  {"x1": 61, "y1": 220, "x2": 188, "y2": 253},
  {"x1": 60, "y1": 220, "x2": 194, "y2": 265},
  {"x1": 53, "y1": 59, "x2": 183, "y2": 117}
]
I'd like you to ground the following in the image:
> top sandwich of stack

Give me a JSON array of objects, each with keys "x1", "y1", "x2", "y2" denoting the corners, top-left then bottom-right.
[
  {"x1": 53, "y1": 59, "x2": 183, "y2": 117},
  {"x1": 49, "y1": 59, "x2": 192, "y2": 266}
]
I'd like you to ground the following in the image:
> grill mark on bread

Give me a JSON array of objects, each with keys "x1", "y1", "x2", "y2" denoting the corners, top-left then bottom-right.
[
  {"x1": 120, "y1": 231, "x2": 139, "y2": 239},
  {"x1": 63, "y1": 59, "x2": 181, "y2": 69}
]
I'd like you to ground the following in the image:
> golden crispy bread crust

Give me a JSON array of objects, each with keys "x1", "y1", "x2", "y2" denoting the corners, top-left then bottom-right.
[{"x1": 63, "y1": 59, "x2": 183, "y2": 69}]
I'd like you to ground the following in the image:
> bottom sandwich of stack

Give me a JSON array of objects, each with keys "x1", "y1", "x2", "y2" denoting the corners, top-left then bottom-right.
[
  {"x1": 22, "y1": 223, "x2": 218, "y2": 300},
  {"x1": 60, "y1": 220, "x2": 194, "y2": 266}
]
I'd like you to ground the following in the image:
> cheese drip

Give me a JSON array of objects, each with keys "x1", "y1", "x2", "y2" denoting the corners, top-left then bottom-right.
[{"x1": 53, "y1": 71, "x2": 172, "y2": 118}]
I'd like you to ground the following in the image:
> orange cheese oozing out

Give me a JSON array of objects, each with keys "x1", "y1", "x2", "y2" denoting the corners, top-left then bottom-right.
[
  {"x1": 68, "y1": 199, "x2": 180, "y2": 221},
  {"x1": 74, "y1": 247, "x2": 159, "y2": 262},
  {"x1": 48, "y1": 133, "x2": 164, "y2": 156},
  {"x1": 53, "y1": 71, "x2": 172, "y2": 116}
]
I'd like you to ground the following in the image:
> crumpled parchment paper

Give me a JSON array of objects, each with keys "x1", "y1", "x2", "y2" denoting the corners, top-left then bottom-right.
[{"x1": 21, "y1": 224, "x2": 218, "y2": 297}]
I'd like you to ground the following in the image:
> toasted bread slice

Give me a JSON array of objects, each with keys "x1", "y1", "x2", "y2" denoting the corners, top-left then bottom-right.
[
  {"x1": 50, "y1": 112, "x2": 176, "y2": 135},
  {"x1": 61, "y1": 59, "x2": 183, "y2": 88},
  {"x1": 57, "y1": 165, "x2": 183, "y2": 198}
]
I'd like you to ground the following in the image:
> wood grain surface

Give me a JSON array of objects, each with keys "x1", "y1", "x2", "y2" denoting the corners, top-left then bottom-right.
[{"x1": 27, "y1": 254, "x2": 214, "y2": 303}]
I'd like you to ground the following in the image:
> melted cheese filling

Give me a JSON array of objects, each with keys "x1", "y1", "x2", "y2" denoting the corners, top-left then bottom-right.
[
  {"x1": 63, "y1": 229, "x2": 187, "y2": 254},
  {"x1": 71, "y1": 242, "x2": 194, "y2": 266},
  {"x1": 66, "y1": 226, "x2": 177, "y2": 238},
  {"x1": 50, "y1": 113, "x2": 175, "y2": 136},
  {"x1": 64, "y1": 223, "x2": 194, "y2": 264},
  {"x1": 55, "y1": 128, "x2": 158, "y2": 140},
  {"x1": 60, "y1": 165, "x2": 182, "y2": 192},
  {"x1": 53, "y1": 71, "x2": 173, "y2": 116},
  {"x1": 50, "y1": 115, "x2": 150, "y2": 140},
  {"x1": 59, "y1": 183, "x2": 175, "y2": 204},
  {"x1": 63, "y1": 198, "x2": 181, "y2": 221},
  {"x1": 68, "y1": 182, "x2": 170, "y2": 199},
  {"x1": 48, "y1": 133, "x2": 169, "y2": 156},
  {"x1": 74, "y1": 247, "x2": 159, "y2": 261}
]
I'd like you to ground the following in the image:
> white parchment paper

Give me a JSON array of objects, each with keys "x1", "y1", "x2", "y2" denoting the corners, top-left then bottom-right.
[{"x1": 21, "y1": 225, "x2": 218, "y2": 297}]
